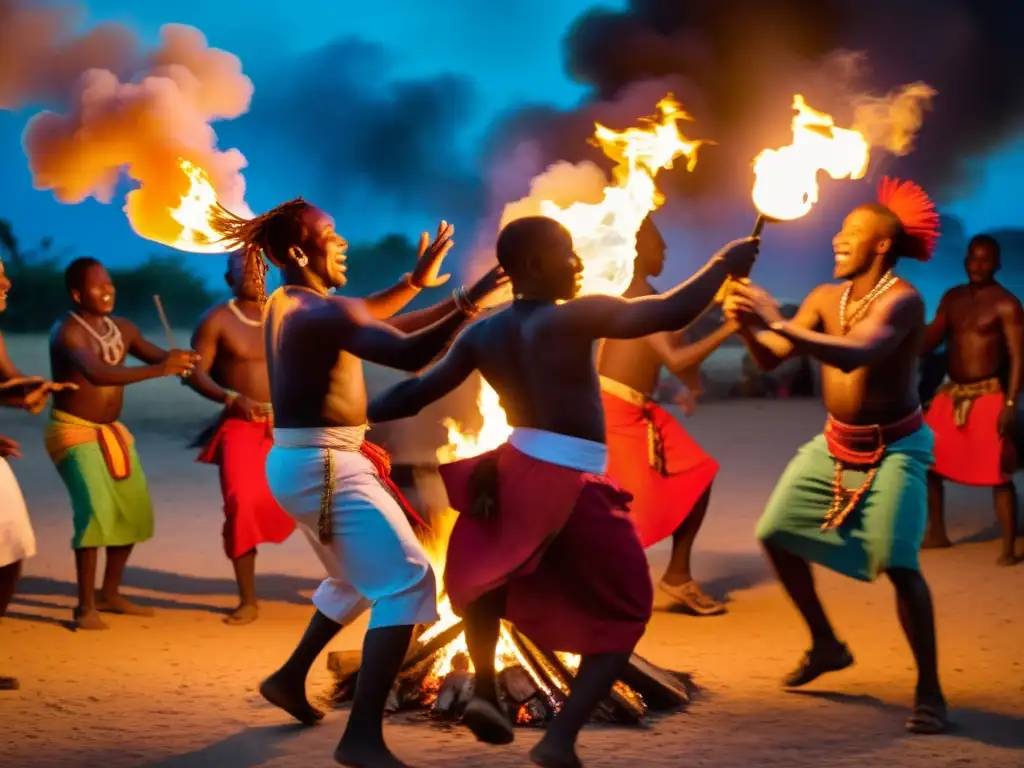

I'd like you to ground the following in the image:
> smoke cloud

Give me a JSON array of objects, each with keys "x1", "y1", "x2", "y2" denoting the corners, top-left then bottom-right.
[
  {"x1": 1, "y1": 1, "x2": 252, "y2": 247},
  {"x1": 231, "y1": 37, "x2": 484, "y2": 226},
  {"x1": 491, "y1": 0, "x2": 1022, "y2": 204}
]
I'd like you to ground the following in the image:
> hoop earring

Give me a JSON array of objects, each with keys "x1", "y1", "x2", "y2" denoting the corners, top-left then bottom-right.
[{"x1": 288, "y1": 246, "x2": 309, "y2": 268}]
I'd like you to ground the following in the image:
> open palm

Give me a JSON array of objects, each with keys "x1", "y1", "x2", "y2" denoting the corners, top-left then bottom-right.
[{"x1": 410, "y1": 220, "x2": 455, "y2": 288}]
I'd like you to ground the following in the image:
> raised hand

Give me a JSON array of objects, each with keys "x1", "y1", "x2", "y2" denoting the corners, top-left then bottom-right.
[
  {"x1": 465, "y1": 265, "x2": 511, "y2": 309},
  {"x1": 730, "y1": 282, "x2": 784, "y2": 327},
  {"x1": 715, "y1": 237, "x2": 761, "y2": 279},
  {"x1": 410, "y1": 220, "x2": 455, "y2": 289}
]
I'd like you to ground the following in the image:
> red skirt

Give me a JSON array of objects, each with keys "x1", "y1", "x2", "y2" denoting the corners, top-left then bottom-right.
[
  {"x1": 602, "y1": 390, "x2": 719, "y2": 548},
  {"x1": 197, "y1": 416, "x2": 297, "y2": 559},
  {"x1": 925, "y1": 391, "x2": 1016, "y2": 486},
  {"x1": 439, "y1": 444, "x2": 653, "y2": 655}
]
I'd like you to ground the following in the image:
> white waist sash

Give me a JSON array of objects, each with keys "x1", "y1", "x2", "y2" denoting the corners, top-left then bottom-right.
[
  {"x1": 273, "y1": 424, "x2": 368, "y2": 451},
  {"x1": 508, "y1": 427, "x2": 608, "y2": 474}
]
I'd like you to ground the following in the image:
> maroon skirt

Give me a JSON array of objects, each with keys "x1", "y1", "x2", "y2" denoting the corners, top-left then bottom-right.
[{"x1": 439, "y1": 444, "x2": 653, "y2": 655}]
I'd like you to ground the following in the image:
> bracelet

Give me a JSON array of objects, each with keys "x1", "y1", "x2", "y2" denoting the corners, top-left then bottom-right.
[
  {"x1": 402, "y1": 272, "x2": 424, "y2": 291},
  {"x1": 224, "y1": 391, "x2": 239, "y2": 407},
  {"x1": 452, "y1": 286, "x2": 480, "y2": 316}
]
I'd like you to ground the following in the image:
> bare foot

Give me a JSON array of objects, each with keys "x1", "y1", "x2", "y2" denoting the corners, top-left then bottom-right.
[
  {"x1": 96, "y1": 593, "x2": 155, "y2": 617},
  {"x1": 529, "y1": 737, "x2": 582, "y2": 768},
  {"x1": 995, "y1": 552, "x2": 1018, "y2": 567},
  {"x1": 783, "y1": 642, "x2": 854, "y2": 687},
  {"x1": 73, "y1": 606, "x2": 109, "y2": 631},
  {"x1": 259, "y1": 671, "x2": 324, "y2": 726},
  {"x1": 461, "y1": 696, "x2": 514, "y2": 744},
  {"x1": 224, "y1": 603, "x2": 259, "y2": 626},
  {"x1": 920, "y1": 533, "x2": 953, "y2": 549},
  {"x1": 334, "y1": 739, "x2": 414, "y2": 768}
]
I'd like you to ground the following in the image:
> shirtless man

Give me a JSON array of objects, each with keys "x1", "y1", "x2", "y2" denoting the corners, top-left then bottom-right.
[
  {"x1": 726, "y1": 177, "x2": 948, "y2": 734},
  {"x1": 0, "y1": 256, "x2": 75, "y2": 687},
  {"x1": 597, "y1": 217, "x2": 736, "y2": 615},
  {"x1": 187, "y1": 251, "x2": 297, "y2": 625},
  {"x1": 48, "y1": 257, "x2": 198, "y2": 630},
  {"x1": 369, "y1": 216, "x2": 758, "y2": 767},
  {"x1": 208, "y1": 199, "x2": 506, "y2": 767},
  {"x1": 920, "y1": 234, "x2": 1022, "y2": 564}
]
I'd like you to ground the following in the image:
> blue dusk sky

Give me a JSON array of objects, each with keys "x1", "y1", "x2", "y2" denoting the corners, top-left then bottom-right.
[{"x1": 0, "y1": 0, "x2": 1020, "y2": 302}]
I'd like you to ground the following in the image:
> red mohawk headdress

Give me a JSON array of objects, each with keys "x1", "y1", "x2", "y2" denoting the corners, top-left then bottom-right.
[{"x1": 876, "y1": 176, "x2": 940, "y2": 262}]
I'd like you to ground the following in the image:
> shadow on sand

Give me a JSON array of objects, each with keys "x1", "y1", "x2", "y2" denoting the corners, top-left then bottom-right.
[
  {"x1": 790, "y1": 690, "x2": 1024, "y2": 749},
  {"x1": 656, "y1": 551, "x2": 772, "y2": 613},
  {"x1": 141, "y1": 722, "x2": 311, "y2": 768},
  {"x1": 16, "y1": 566, "x2": 322, "y2": 624}
]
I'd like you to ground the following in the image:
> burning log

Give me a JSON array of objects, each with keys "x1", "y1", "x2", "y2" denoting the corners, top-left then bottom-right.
[{"x1": 330, "y1": 618, "x2": 693, "y2": 728}]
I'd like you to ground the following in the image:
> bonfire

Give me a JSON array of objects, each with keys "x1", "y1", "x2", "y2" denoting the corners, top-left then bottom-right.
[{"x1": 330, "y1": 96, "x2": 703, "y2": 727}]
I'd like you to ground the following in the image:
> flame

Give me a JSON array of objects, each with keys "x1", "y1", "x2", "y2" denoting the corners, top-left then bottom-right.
[
  {"x1": 141, "y1": 157, "x2": 249, "y2": 254},
  {"x1": 506, "y1": 95, "x2": 705, "y2": 298},
  {"x1": 752, "y1": 95, "x2": 870, "y2": 221}
]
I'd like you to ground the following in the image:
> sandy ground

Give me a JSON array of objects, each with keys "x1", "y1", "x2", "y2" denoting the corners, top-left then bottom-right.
[{"x1": 0, "y1": 335, "x2": 1022, "y2": 767}]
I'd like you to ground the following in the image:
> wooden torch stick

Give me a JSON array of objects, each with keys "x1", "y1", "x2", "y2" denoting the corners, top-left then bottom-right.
[{"x1": 152, "y1": 294, "x2": 176, "y2": 349}]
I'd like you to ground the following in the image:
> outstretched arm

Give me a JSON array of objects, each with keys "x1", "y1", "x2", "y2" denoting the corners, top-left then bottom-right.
[
  {"x1": 123, "y1": 319, "x2": 172, "y2": 365},
  {"x1": 361, "y1": 274, "x2": 424, "y2": 319},
  {"x1": 730, "y1": 287, "x2": 826, "y2": 372},
  {"x1": 328, "y1": 296, "x2": 472, "y2": 372},
  {"x1": 767, "y1": 290, "x2": 923, "y2": 373},
  {"x1": 368, "y1": 330, "x2": 478, "y2": 422},
  {"x1": 562, "y1": 256, "x2": 733, "y2": 340},
  {"x1": 648, "y1": 322, "x2": 736, "y2": 381},
  {"x1": 385, "y1": 297, "x2": 459, "y2": 332},
  {"x1": 920, "y1": 293, "x2": 950, "y2": 357}
]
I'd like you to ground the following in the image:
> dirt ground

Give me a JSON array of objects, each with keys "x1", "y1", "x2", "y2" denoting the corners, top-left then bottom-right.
[{"x1": 0, "y1": 345, "x2": 1021, "y2": 767}]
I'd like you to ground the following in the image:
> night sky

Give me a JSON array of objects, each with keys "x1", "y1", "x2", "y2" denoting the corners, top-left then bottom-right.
[{"x1": 0, "y1": 0, "x2": 1020, "y2": 308}]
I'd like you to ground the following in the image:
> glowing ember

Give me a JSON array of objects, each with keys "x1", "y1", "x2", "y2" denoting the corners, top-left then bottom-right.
[
  {"x1": 752, "y1": 95, "x2": 870, "y2": 221},
  {"x1": 505, "y1": 95, "x2": 705, "y2": 298}
]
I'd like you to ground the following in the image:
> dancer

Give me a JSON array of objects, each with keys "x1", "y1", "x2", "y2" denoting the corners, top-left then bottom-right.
[
  {"x1": 187, "y1": 251, "x2": 297, "y2": 625},
  {"x1": 597, "y1": 217, "x2": 735, "y2": 615},
  {"x1": 47, "y1": 257, "x2": 199, "y2": 630},
  {"x1": 208, "y1": 199, "x2": 506, "y2": 768},
  {"x1": 919, "y1": 234, "x2": 1022, "y2": 564},
  {"x1": 369, "y1": 216, "x2": 758, "y2": 767},
  {"x1": 0, "y1": 257, "x2": 76, "y2": 688},
  {"x1": 727, "y1": 177, "x2": 948, "y2": 734}
]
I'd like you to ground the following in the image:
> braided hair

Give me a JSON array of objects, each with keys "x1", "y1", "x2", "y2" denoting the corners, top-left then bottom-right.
[{"x1": 208, "y1": 198, "x2": 312, "y2": 303}]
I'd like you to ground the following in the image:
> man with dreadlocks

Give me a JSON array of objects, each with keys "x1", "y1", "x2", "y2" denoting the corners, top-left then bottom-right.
[
  {"x1": 726, "y1": 177, "x2": 948, "y2": 735},
  {"x1": 919, "y1": 234, "x2": 1023, "y2": 564},
  {"x1": 209, "y1": 199, "x2": 506, "y2": 768}
]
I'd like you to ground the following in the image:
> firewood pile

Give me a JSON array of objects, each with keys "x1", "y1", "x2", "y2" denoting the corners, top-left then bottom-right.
[{"x1": 329, "y1": 619, "x2": 694, "y2": 727}]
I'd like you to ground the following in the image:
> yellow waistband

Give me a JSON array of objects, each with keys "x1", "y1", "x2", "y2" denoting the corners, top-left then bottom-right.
[{"x1": 599, "y1": 376, "x2": 648, "y2": 407}]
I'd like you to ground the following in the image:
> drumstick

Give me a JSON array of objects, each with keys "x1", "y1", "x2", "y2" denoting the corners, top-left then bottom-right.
[{"x1": 152, "y1": 295, "x2": 177, "y2": 349}]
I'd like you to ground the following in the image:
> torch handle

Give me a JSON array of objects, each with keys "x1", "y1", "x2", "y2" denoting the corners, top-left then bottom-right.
[{"x1": 751, "y1": 214, "x2": 767, "y2": 238}]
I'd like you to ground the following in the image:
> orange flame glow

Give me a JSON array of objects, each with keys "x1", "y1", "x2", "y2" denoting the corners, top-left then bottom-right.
[{"x1": 752, "y1": 95, "x2": 870, "y2": 221}]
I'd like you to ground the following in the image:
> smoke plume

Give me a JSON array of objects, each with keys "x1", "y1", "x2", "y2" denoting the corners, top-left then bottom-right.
[
  {"x1": 231, "y1": 37, "x2": 484, "y2": 226},
  {"x1": 1, "y1": 1, "x2": 252, "y2": 246},
  {"x1": 491, "y1": 0, "x2": 1023, "y2": 203}
]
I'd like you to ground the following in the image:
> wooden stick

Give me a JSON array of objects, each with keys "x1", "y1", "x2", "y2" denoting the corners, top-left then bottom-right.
[{"x1": 152, "y1": 294, "x2": 176, "y2": 349}]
